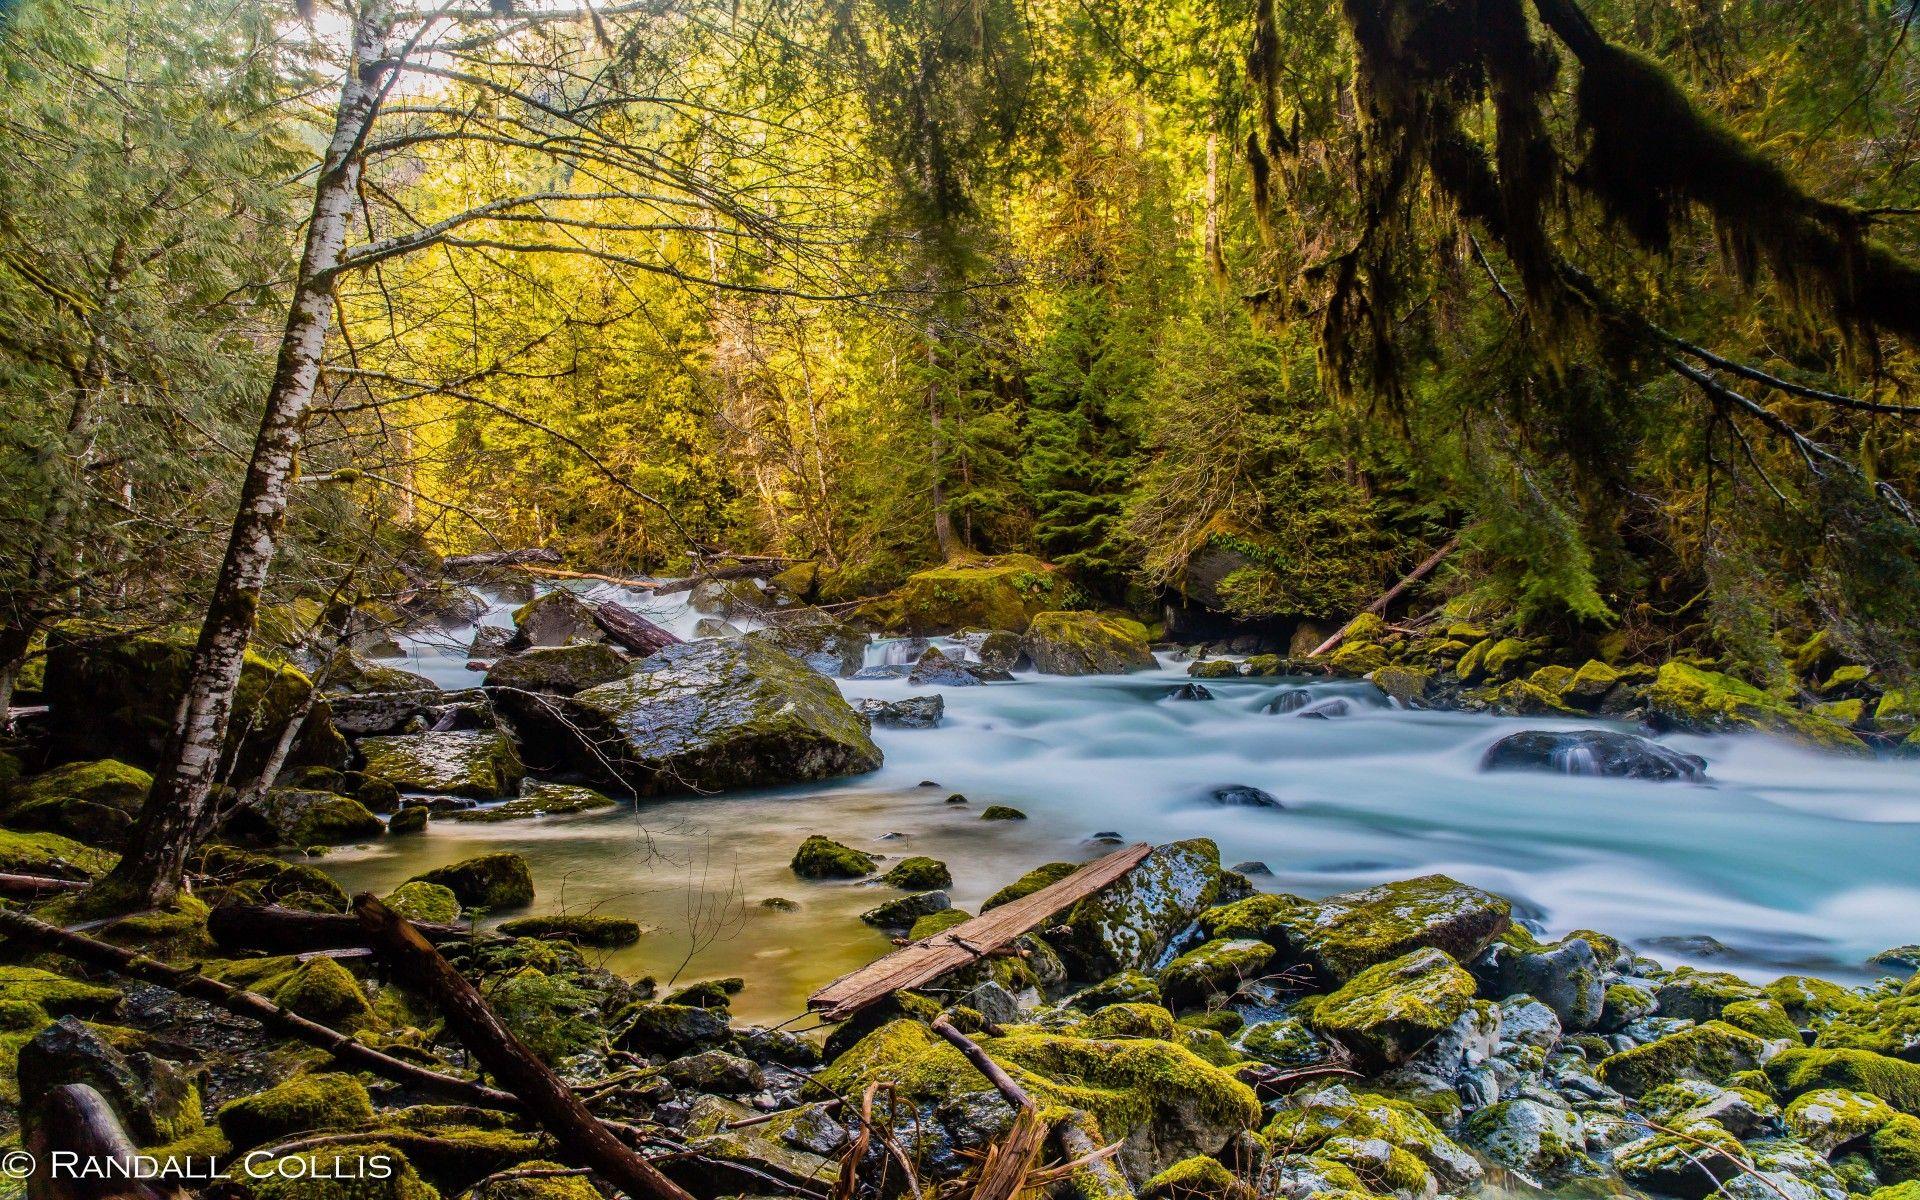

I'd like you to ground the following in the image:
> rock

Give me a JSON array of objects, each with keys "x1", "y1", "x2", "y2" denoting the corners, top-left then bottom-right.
[
  {"x1": 41, "y1": 622, "x2": 347, "y2": 776},
  {"x1": 1785, "y1": 1087, "x2": 1898, "y2": 1153},
  {"x1": 1370, "y1": 665, "x2": 1433, "y2": 708},
  {"x1": 357, "y1": 729, "x2": 524, "y2": 799},
  {"x1": 1649, "y1": 661, "x2": 1867, "y2": 752},
  {"x1": 1231, "y1": 861, "x2": 1272, "y2": 876},
  {"x1": 386, "y1": 804, "x2": 428, "y2": 834},
  {"x1": 694, "y1": 616, "x2": 743, "y2": 639},
  {"x1": 1597, "y1": 1020, "x2": 1772, "y2": 1097},
  {"x1": 1066, "y1": 971, "x2": 1164, "y2": 1011},
  {"x1": 1812, "y1": 977, "x2": 1920, "y2": 1061},
  {"x1": 1022, "y1": 611, "x2": 1157, "y2": 676},
  {"x1": 1262, "y1": 1085, "x2": 1482, "y2": 1194},
  {"x1": 382, "y1": 881, "x2": 460, "y2": 923},
  {"x1": 957, "y1": 629, "x2": 1023, "y2": 673},
  {"x1": 1055, "y1": 839, "x2": 1225, "y2": 981},
  {"x1": 1481, "y1": 728, "x2": 1707, "y2": 780},
  {"x1": 1293, "y1": 697, "x2": 1351, "y2": 719},
  {"x1": 984, "y1": 861, "x2": 1077, "y2": 910},
  {"x1": 1471, "y1": 933, "x2": 1605, "y2": 1029},
  {"x1": 1465, "y1": 1098, "x2": 1590, "y2": 1179},
  {"x1": 0, "y1": 827, "x2": 115, "y2": 880},
  {"x1": 408, "y1": 852, "x2": 535, "y2": 909},
  {"x1": 857, "y1": 695, "x2": 945, "y2": 728},
  {"x1": 216, "y1": 1072, "x2": 373, "y2": 1149},
  {"x1": 1723, "y1": 997, "x2": 1802, "y2": 1041},
  {"x1": 746, "y1": 613, "x2": 868, "y2": 677},
  {"x1": 664, "y1": 978, "x2": 743, "y2": 1009},
  {"x1": 664, "y1": 1049, "x2": 764, "y2": 1095},
  {"x1": 861, "y1": 891, "x2": 951, "y2": 929},
  {"x1": 791, "y1": 835, "x2": 875, "y2": 878},
  {"x1": 688, "y1": 576, "x2": 773, "y2": 619},
  {"x1": 1236, "y1": 1017, "x2": 1331, "y2": 1067},
  {"x1": 1188, "y1": 660, "x2": 1239, "y2": 679},
  {"x1": 1157, "y1": 939, "x2": 1276, "y2": 1009},
  {"x1": 452, "y1": 780, "x2": 618, "y2": 823},
  {"x1": 1264, "y1": 688, "x2": 1313, "y2": 713},
  {"x1": 908, "y1": 646, "x2": 982, "y2": 686},
  {"x1": 882, "y1": 856, "x2": 953, "y2": 889},
  {"x1": 1232, "y1": 873, "x2": 1510, "y2": 986},
  {"x1": 321, "y1": 652, "x2": 439, "y2": 697},
  {"x1": 497, "y1": 914, "x2": 645, "y2": 947},
  {"x1": 1167, "y1": 683, "x2": 1214, "y2": 701},
  {"x1": 1767, "y1": 1048, "x2": 1920, "y2": 1114},
  {"x1": 1873, "y1": 947, "x2": 1920, "y2": 974},
  {"x1": 1206, "y1": 785, "x2": 1282, "y2": 809},
  {"x1": 1309, "y1": 947, "x2": 1477, "y2": 1070},
  {"x1": 506, "y1": 589, "x2": 603, "y2": 651},
  {"x1": 326, "y1": 686, "x2": 478, "y2": 737},
  {"x1": 484, "y1": 643, "x2": 631, "y2": 695},
  {"x1": 1873, "y1": 1114, "x2": 1920, "y2": 1182},
  {"x1": 469, "y1": 625, "x2": 514, "y2": 659},
  {"x1": 821, "y1": 1018, "x2": 1259, "y2": 1181},
  {"x1": 1656, "y1": 967, "x2": 1763, "y2": 1022},
  {"x1": 1, "y1": 759, "x2": 151, "y2": 848},
  {"x1": 857, "y1": 554, "x2": 1073, "y2": 634},
  {"x1": 980, "y1": 804, "x2": 1027, "y2": 820},
  {"x1": 468, "y1": 1160, "x2": 600, "y2": 1200},
  {"x1": 1140, "y1": 1156, "x2": 1254, "y2": 1200},
  {"x1": 549, "y1": 639, "x2": 882, "y2": 795},
  {"x1": 251, "y1": 788, "x2": 384, "y2": 847},
  {"x1": 617, "y1": 1002, "x2": 731, "y2": 1056},
  {"x1": 1613, "y1": 1120, "x2": 1749, "y2": 1198},
  {"x1": 17, "y1": 1017, "x2": 203, "y2": 1145}
]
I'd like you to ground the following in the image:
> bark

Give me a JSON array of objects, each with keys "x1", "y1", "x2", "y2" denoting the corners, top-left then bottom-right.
[
  {"x1": 97, "y1": 4, "x2": 393, "y2": 910},
  {"x1": 25, "y1": 1084, "x2": 179, "y2": 1200},
  {"x1": 207, "y1": 901, "x2": 469, "y2": 954},
  {"x1": 592, "y1": 600, "x2": 682, "y2": 656}
]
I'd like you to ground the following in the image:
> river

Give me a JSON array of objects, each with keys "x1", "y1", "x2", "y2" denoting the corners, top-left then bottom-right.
[{"x1": 318, "y1": 582, "x2": 1920, "y2": 1025}]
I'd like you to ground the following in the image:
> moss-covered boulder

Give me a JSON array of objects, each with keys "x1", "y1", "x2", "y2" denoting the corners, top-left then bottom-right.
[
  {"x1": 240, "y1": 1141, "x2": 439, "y2": 1200},
  {"x1": 617, "y1": 1002, "x2": 732, "y2": 1056},
  {"x1": 980, "y1": 804, "x2": 1027, "y2": 820},
  {"x1": 1056, "y1": 839, "x2": 1223, "y2": 980},
  {"x1": 1, "y1": 759, "x2": 152, "y2": 848},
  {"x1": 547, "y1": 639, "x2": 881, "y2": 795},
  {"x1": 1471, "y1": 930, "x2": 1605, "y2": 1030},
  {"x1": 1611, "y1": 1120, "x2": 1749, "y2": 1198},
  {"x1": 41, "y1": 622, "x2": 347, "y2": 775},
  {"x1": 409, "y1": 852, "x2": 534, "y2": 910},
  {"x1": 1260, "y1": 1088, "x2": 1482, "y2": 1194},
  {"x1": 861, "y1": 891, "x2": 951, "y2": 929},
  {"x1": 1874, "y1": 1113, "x2": 1920, "y2": 1183},
  {"x1": 1650, "y1": 661, "x2": 1868, "y2": 752},
  {"x1": 1656, "y1": 966, "x2": 1764, "y2": 1022},
  {"x1": 217, "y1": 1072, "x2": 374, "y2": 1149},
  {"x1": 1221, "y1": 874, "x2": 1509, "y2": 986},
  {"x1": 195, "y1": 844, "x2": 350, "y2": 912},
  {"x1": 1767, "y1": 1048, "x2": 1920, "y2": 1114},
  {"x1": 791, "y1": 835, "x2": 875, "y2": 879},
  {"x1": 1722, "y1": 997, "x2": 1802, "y2": 1042},
  {"x1": 484, "y1": 642, "x2": 630, "y2": 695},
  {"x1": 1767, "y1": 975, "x2": 1867, "y2": 1026},
  {"x1": 1022, "y1": 611, "x2": 1156, "y2": 676},
  {"x1": 256, "y1": 787, "x2": 385, "y2": 846},
  {"x1": 860, "y1": 554, "x2": 1074, "y2": 634},
  {"x1": 1157, "y1": 939, "x2": 1275, "y2": 1009},
  {"x1": 15, "y1": 1016, "x2": 203, "y2": 1146},
  {"x1": 821, "y1": 1018, "x2": 1259, "y2": 1181},
  {"x1": 382, "y1": 881, "x2": 461, "y2": 923},
  {"x1": 357, "y1": 730, "x2": 524, "y2": 799},
  {"x1": 984, "y1": 861, "x2": 1077, "y2": 910},
  {"x1": 322, "y1": 652, "x2": 438, "y2": 696},
  {"x1": 1234, "y1": 1017, "x2": 1329, "y2": 1068},
  {"x1": 507, "y1": 588, "x2": 603, "y2": 651},
  {"x1": 1815, "y1": 977, "x2": 1920, "y2": 1061},
  {"x1": 1464, "y1": 1098, "x2": 1592, "y2": 1179},
  {"x1": 497, "y1": 914, "x2": 645, "y2": 947},
  {"x1": 468, "y1": 1159, "x2": 601, "y2": 1200},
  {"x1": 452, "y1": 781, "x2": 617, "y2": 823},
  {"x1": 1309, "y1": 947, "x2": 1476, "y2": 1070},
  {"x1": 0, "y1": 826, "x2": 116, "y2": 879},
  {"x1": 1785, "y1": 1087, "x2": 1898, "y2": 1153},
  {"x1": 745, "y1": 612, "x2": 869, "y2": 678},
  {"x1": 881, "y1": 856, "x2": 952, "y2": 890},
  {"x1": 1598, "y1": 1021, "x2": 1773, "y2": 1097},
  {"x1": 1139, "y1": 1156, "x2": 1253, "y2": 1200}
]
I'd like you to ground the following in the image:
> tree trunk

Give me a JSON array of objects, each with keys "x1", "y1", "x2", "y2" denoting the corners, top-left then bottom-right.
[
  {"x1": 0, "y1": 622, "x2": 35, "y2": 716},
  {"x1": 928, "y1": 342, "x2": 958, "y2": 559},
  {"x1": 95, "y1": 6, "x2": 390, "y2": 911}
]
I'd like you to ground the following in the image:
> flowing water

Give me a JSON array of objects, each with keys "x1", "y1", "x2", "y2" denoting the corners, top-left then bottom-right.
[{"x1": 321, "y1": 584, "x2": 1920, "y2": 1025}]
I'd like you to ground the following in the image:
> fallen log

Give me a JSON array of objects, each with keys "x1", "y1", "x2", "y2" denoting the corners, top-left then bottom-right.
[
  {"x1": 25, "y1": 1084, "x2": 179, "y2": 1200},
  {"x1": 808, "y1": 843, "x2": 1152, "y2": 1022},
  {"x1": 592, "y1": 600, "x2": 682, "y2": 656},
  {"x1": 353, "y1": 893, "x2": 696, "y2": 1200},
  {"x1": 512, "y1": 563, "x2": 659, "y2": 589},
  {"x1": 0, "y1": 908, "x2": 521, "y2": 1111},
  {"x1": 207, "y1": 901, "x2": 470, "y2": 954},
  {"x1": 1310, "y1": 535, "x2": 1460, "y2": 658},
  {"x1": 0, "y1": 872, "x2": 91, "y2": 897},
  {"x1": 650, "y1": 562, "x2": 779, "y2": 596},
  {"x1": 445, "y1": 548, "x2": 564, "y2": 572}
]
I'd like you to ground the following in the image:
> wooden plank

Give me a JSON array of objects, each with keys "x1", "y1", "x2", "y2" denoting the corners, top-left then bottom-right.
[{"x1": 808, "y1": 843, "x2": 1153, "y2": 1021}]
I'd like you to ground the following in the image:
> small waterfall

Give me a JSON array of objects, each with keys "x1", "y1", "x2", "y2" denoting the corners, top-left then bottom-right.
[{"x1": 1549, "y1": 741, "x2": 1601, "y2": 775}]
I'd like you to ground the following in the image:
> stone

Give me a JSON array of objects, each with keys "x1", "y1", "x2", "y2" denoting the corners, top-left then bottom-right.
[
  {"x1": 382, "y1": 881, "x2": 460, "y2": 923},
  {"x1": 882, "y1": 856, "x2": 953, "y2": 889},
  {"x1": 0, "y1": 827, "x2": 115, "y2": 880},
  {"x1": 791, "y1": 835, "x2": 876, "y2": 879},
  {"x1": 408, "y1": 852, "x2": 535, "y2": 909},
  {"x1": 1, "y1": 759, "x2": 151, "y2": 848},
  {"x1": 664, "y1": 1048, "x2": 765, "y2": 1095},
  {"x1": 980, "y1": 804, "x2": 1027, "y2": 820},
  {"x1": 907, "y1": 646, "x2": 982, "y2": 686},
  {"x1": 255, "y1": 788, "x2": 384, "y2": 846},
  {"x1": 506, "y1": 589, "x2": 603, "y2": 651},
  {"x1": 18, "y1": 1017, "x2": 202, "y2": 1145},
  {"x1": 322, "y1": 652, "x2": 438, "y2": 696},
  {"x1": 1262, "y1": 1086, "x2": 1482, "y2": 1194},
  {"x1": 497, "y1": 914, "x2": 645, "y2": 947},
  {"x1": 1656, "y1": 967, "x2": 1763, "y2": 1022},
  {"x1": 1236, "y1": 1017, "x2": 1331, "y2": 1068},
  {"x1": 1206, "y1": 785, "x2": 1282, "y2": 809},
  {"x1": 549, "y1": 639, "x2": 882, "y2": 795},
  {"x1": 1264, "y1": 688, "x2": 1312, "y2": 713},
  {"x1": 1309, "y1": 947, "x2": 1478, "y2": 1070},
  {"x1": 1140, "y1": 1156, "x2": 1254, "y2": 1200},
  {"x1": 1597, "y1": 1021, "x2": 1772, "y2": 1097},
  {"x1": 1785, "y1": 1087, "x2": 1898, "y2": 1153},
  {"x1": 1813, "y1": 976, "x2": 1920, "y2": 1061},
  {"x1": 1157, "y1": 939, "x2": 1276, "y2": 1009},
  {"x1": 856, "y1": 554, "x2": 1072, "y2": 634},
  {"x1": 1056, "y1": 839, "x2": 1223, "y2": 980},
  {"x1": 860, "y1": 891, "x2": 952, "y2": 929},
  {"x1": 1465, "y1": 1098, "x2": 1590, "y2": 1179},
  {"x1": 1167, "y1": 683, "x2": 1214, "y2": 701},
  {"x1": 1022, "y1": 611, "x2": 1157, "y2": 676},
  {"x1": 983, "y1": 862, "x2": 1077, "y2": 910},
  {"x1": 1480, "y1": 728, "x2": 1708, "y2": 781},
  {"x1": 484, "y1": 643, "x2": 631, "y2": 695},
  {"x1": 1234, "y1": 874, "x2": 1510, "y2": 986},
  {"x1": 1471, "y1": 933, "x2": 1605, "y2": 1029},
  {"x1": 745, "y1": 613, "x2": 868, "y2": 677},
  {"x1": 857, "y1": 695, "x2": 945, "y2": 728},
  {"x1": 452, "y1": 780, "x2": 617, "y2": 823},
  {"x1": 1649, "y1": 661, "x2": 1867, "y2": 752},
  {"x1": 1370, "y1": 665, "x2": 1433, "y2": 707},
  {"x1": 617, "y1": 1002, "x2": 731, "y2": 1056},
  {"x1": 216, "y1": 1072, "x2": 373, "y2": 1150},
  {"x1": 357, "y1": 729, "x2": 524, "y2": 799},
  {"x1": 1767, "y1": 1048, "x2": 1920, "y2": 1114},
  {"x1": 386, "y1": 804, "x2": 428, "y2": 834}
]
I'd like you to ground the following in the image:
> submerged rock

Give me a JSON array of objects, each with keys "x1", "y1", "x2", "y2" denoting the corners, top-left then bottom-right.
[
  {"x1": 1481, "y1": 728, "x2": 1708, "y2": 780},
  {"x1": 451, "y1": 780, "x2": 617, "y2": 823},
  {"x1": 356, "y1": 729, "x2": 525, "y2": 799},
  {"x1": 860, "y1": 890, "x2": 951, "y2": 929},
  {"x1": 1167, "y1": 683, "x2": 1214, "y2": 701},
  {"x1": 548, "y1": 639, "x2": 882, "y2": 795},
  {"x1": 856, "y1": 695, "x2": 945, "y2": 729},
  {"x1": 408, "y1": 851, "x2": 535, "y2": 909},
  {"x1": 1206, "y1": 785, "x2": 1282, "y2": 809},
  {"x1": 791, "y1": 835, "x2": 875, "y2": 879},
  {"x1": 496, "y1": 913, "x2": 645, "y2": 947},
  {"x1": 1022, "y1": 611, "x2": 1157, "y2": 676}
]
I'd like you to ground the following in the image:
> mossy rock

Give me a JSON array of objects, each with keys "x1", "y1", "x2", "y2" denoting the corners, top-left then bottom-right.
[
  {"x1": 357, "y1": 730, "x2": 525, "y2": 799},
  {"x1": 323, "y1": 652, "x2": 439, "y2": 696},
  {"x1": 2, "y1": 759, "x2": 152, "y2": 848},
  {"x1": 1235, "y1": 1017, "x2": 1330, "y2": 1068},
  {"x1": 1785, "y1": 1087, "x2": 1898, "y2": 1153},
  {"x1": 1766, "y1": 974, "x2": 1867, "y2": 1025},
  {"x1": 240, "y1": 1140, "x2": 439, "y2": 1200},
  {"x1": 1612, "y1": 1119, "x2": 1748, "y2": 1197},
  {"x1": 1873, "y1": 1113, "x2": 1920, "y2": 1183},
  {"x1": 860, "y1": 554, "x2": 1074, "y2": 634},
  {"x1": 469, "y1": 1159, "x2": 602, "y2": 1200},
  {"x1": 1721, "y1": 997, "x2": 1802, "y2": 1042},
  {"x1": 617, "y1": 1002, "x2": 731, "y2": 1056},
  {"x1": 1187, "y1": 660, "x2": 1240, "y2": 679},
  {"x1": 1308, "y1": 947, "x2": 1477, "y2": 1070},
  {"x1": 483, "y1": 643, "x2": 630, "y2": 695},
  {"x1": 14, "y1": 1016, "x2": 204, "y2": 1146},
  {"x1": 507, "y1": 589, "x2": 603, "y2": 650},
  {"x1": 217, "y1": 1072, "x2": 376, "y2": 1150},
  {"x1": 1225, "y1": 874, "x2": 1509, "y2": 986},
  {"x1": 1649, "y1": 660, "x2": 1868, "y2": 752},
  {"x1": 30, "y1": 893, "x2": 216, "y2": 961},
  {"x1": 1454, "y1": 639, "x2": 1493, "y2": 683},
  {"x1": 41, "y1": 621, "x2": 347, "y2": 776},
  {"x1": 0, "y1": 966, "x2": 122, "y2": 1021},
  {"x1": 1057, "y1": 839, "x2": 1223, "y2": 980},
  {"x1": 821, "y1": 1018, "x2": 1259, "y2": 1181},
  {"x1": 790, "y1": 835, "x2": 875, "y2": 879},
  {"x1": 452, "y1": 781, "x2": 616, "y2": 823},
  {"x1": 258, "y1": 788, "x2": 386, "y2": 846},
  {"x1": 1479, "y1": 637, "x2": 1533, "y2": 681},
  {"x1": 1815, "y1": 979, "x2": 1920, "y2": 1061},
  {"x1": 1260, "y1": 1089, "x2": 1481, "y2": 1194},
  {"x1": 1022, "y1": 611, "x2": 1156, "y2": 676},
  {"x1": 861, "y1": 890, "x2": 950, "y2": 929},
  {"x1": 409, "y1": 852, "x2": 534, "y2": 910},
  {"x1": 1078, "y1": 1002, "x2": 1179, "y2": 1040},
  {"x1": 1654, "y1": 965, "x2": 1763, "y2": 1021},
  {"x1": 880, "y1": 856, "x2": 952, "y2": 890},
  {"x1": 1327, "y1": 640, "x2": 1388, "y2": 676},
  {"x1": 269, "y1": 958, "x2": 378, "y2": 1028},
  {"x1": 194, "y1": 844, "x2": 350, "y2": 913},
  {"x1": 548, "y1": 639, "x2": 882, "y2": 795},
  {"x1": 496, "y1": 913, "x2": 645, "y2": 947},
  {"x1": 1370, "y1": 664, "x2": 1432, "y2": 707},
  {"x1": 387, "y1": 805, "x2": 428, "y2": 835},
  {"x1": 907, "y1": 908, "x2": 971, "y2": 941},
  {"x1": 1157, "y1": 939, "x2": 1275, "y2": 1009},
  {"x1": 382, "y1": 881, "x2": 461, "y2": 924},
  {"x1": 980, "y1": 804, "x2": 1027, "y2": 820},
  {"x1": 984, "y1": 861, "x2": 1077, "y2": 910},
  {"x1": 1598, "y1": 1020, "x2": 1772, "y2": 1097},
  {"x1": 489, "y1": 967, "x2": 608, "y2": 1064},
  {"x1": 0, "y1": 826, "x2": 116, "y2": 879},
  {"x1": 1768, "y1": 1048, "x2": 1920, "y2": 1114},
  {"x1": 1139, "y1": 1155, "x2": 1253, "y2": 1200},
  {"x1": 1464, "y1": 1098, "x2": 1590, "y2": 1179}
]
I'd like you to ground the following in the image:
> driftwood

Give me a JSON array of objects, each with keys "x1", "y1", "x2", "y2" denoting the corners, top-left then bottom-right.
[
  {"x1": 207, "y1": 901, "x2": 469, "y2": 954},
  {"x1": 592, "y1": 600, "x2": 682, "y2": 655},
  {"x1": 25, "y1": 1083, "x2": 180, "y2": 1200},
  {"x1": 649, "y1": 562, "x2": 778, "y2": 596},
  {"x1": 809, "y1": 843, "x2": 1153, "y2": 1021},
  {"x1": 1310, "y1": 535, "x2": 1461, "y2": 658},
  {"x1": 353, "y1": 893, "x2": 696, "y2": 1200},
  {"x1": 0, "y1": 872, "x2": 91, "y2": 897},
  {"x1": 445, "y1": 548, "x2": 563, "y2": 571},
  {"x1": 0, "y1": 908, "x2": 521, "y2": 1111},
  {"x1": 512, "y1": 563, "x2": 659, "y2": 589}
]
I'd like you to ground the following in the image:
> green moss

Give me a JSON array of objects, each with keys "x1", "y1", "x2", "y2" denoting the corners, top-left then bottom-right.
[
  {"x1": 1815, "y1": 697, "x2": 1866, "y2": 725},
  {"x1": 1186, "y1": 659, "x2": 1240, "y2": 679},
  {"x1": 489, "y1": 968, "x2": 605, "y2": 1064},
  {"x1": 1198, "y1": 892, "x2": 1311, "y2": 941},
  {"x1": 1078, "y1": 1003, "x2": 1178, "y2": 1040},
  {"x1": 217, "y1": 1072, "x2": 375, "y2": 1149},
  {"x1": 1815, "y1": 982, "x2": 1920, "y2": 1060},
  {"x1": 264, "y1": 788, "x2": 386, "y2": 846},
  {"x1": 1241, "y1": 875, "x2": 1509, "y2": 985},
  {"x1": 1721, "y1": 998, "x2": 1801, "y2": 1042},
  {"x1": 242, "y1": 1140, "x2": 439, "y2": 1200},
  {"x1": 980, "y1": 805, "x2": 1027, "y2": 820},
  {"x1": 1649, "y1": 660, "x2": 1868, "y2": 752},
  {"x1": 357, "y1": 731, "x2": 525, "y2": 799},
  {"x1": 33, "y1": 892, "x2": 216, "y2": 960},
  {"x1": 1241, "y1": 654, "x2": 1286, "y2": 676},
  {"x1": 0, "y1": 826, "x2": 116, "y2": 878},
  {"x1": 1140, "y1": 1156, "x2": 1250, "y2": 1200},
  {"x1": 1327, "y1": 640, "x2": 1388, "y2": 676},
  {"x1": 863, "y1": 554, "x2": 1075, "y2": 633},
  {"x1": 1180, "y1": 1010, "x2": 1243, "y2": 1036},
  {"x1": 1480, "y1": 638, "x2": 1532, "y2": 680},
  {"x1": 382, "y1": 881, "x2": 461, "y2": 924},
  {"x1": 1157, "y1": 939, "x2": 1274, "y2": 1009},
  {"x1": 1308, "y1": 947, "x2": 1476, "y2": 1070},
  {"x1": 908, "y1": 908, "x2": 971, "y2": 940},
  {"x1": 1768, "y1": 1048, "x2": 1920, "y2": 1114},
  {"x1": 468, "y1": 1159, "x2": 601, "y2": 1200},
  {"x1": 2, "y1": 759, "x2": 152, "y2": 847},
  {"x1": 1023, "y1": 611, "x2": 1157, "y2": 675},
  {"x1": 194, "y1": 844, "x2": 350, "y2": 913},
  {"x1": 495, "y1": 913, "x2": 643, "y2": 947},
  {"x1": 451, "y1": 781, "x2": 616, "y2": 823},
  {"x1": 270, "y1": 958, "x2": 378, "y2": 1028},
  {"x1": 1872, "y1": 1113, "x2": 1920, "y2": 1183},
  {"x1": 984, "y1": 862, "x2": 1076, "y2": 910},
  {"x1": 1369, "y1": 664, "x2": 1432, "y2": 706},
  {"x1": 409, "y1": 852, "x2": 534, "y2": 910},
  {"x1": 882, "y1": 856, "x2": 952, "y2": 890},
  {"x1": 0, "y1": 966, "x2": 121, "y2": 1019},
  {"x1": 1260, "y1": 1091, "x2": 1471, "y2": 1192},
  {"x1": 1765, "y1": 974, "x2": 1866, "y2": 1025},
  {"x1": 1598, "y1": 1020, "x2": 1770, "y2": 1097},
  {"x1": 1785, "y1": 1087, "x2": 1897, "y2": 1153},
  {"x1": 790, "y1": 835, "x2": 875, "y2": 879},
  {"x1": 1067, "y1": 970, "x2": 1163, "y2": 1010}
]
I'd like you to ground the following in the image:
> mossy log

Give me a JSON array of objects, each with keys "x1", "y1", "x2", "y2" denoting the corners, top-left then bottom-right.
[{"x1": 207, "y1": 901, "x2": 468, "y2": 954}]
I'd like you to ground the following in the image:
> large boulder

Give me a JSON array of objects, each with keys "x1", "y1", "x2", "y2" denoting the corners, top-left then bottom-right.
[
  {"x1": 1471, "y1": 932, "x2": 1605, "y2": 1030},
  {"x1": 858, "y1": 554, "x2": 1074, "y2": 634},
  {"x1": 408, "y1": 851, "x2": 534, "y2": 909},
  {"x1": 907, "y1": 646, "x2": 981, "y2": 686},
  {"x1": 1597, "y1": 1021, "x2": 1773, "y2": 1097},
  {"x1": 325, "y1": 686, "x2": 488, "y2": 737},
  {"x1": 1649, "y1": 661, "x2": 1867, "y2": 752},
  {"x1": 1309, "y1": 947, "x2": 1477, "y2": 1070},
  {"x1": 746, "y1": 614, "x2": 867, "y2": 677},
  {"x1": 357, "y1": 730, "x2": 524, "y2": 799},
  {"x1": 548, "y1": 640, "x2": 881, "y2": 795},
  {"x1": 1056, "y1": 839, "x2": 1224, "y2": 980},
  {"x1": 484, "y1": 643, "x2": 631, "y2": 696},
  {"x1": 1, "y1": 760, "x2": 151, "y2": 848},
  {"x1": 321, "y1": 652, "x2": 438, "y2": 696},
  {"x1": 253, "y1": 788, "x2": 385, "y2": 847},
  {"x1": 506, "y1": 589, "x2": 603, "y2": 651},
  {"x1": 41, "y1": 622, "x2": 347, "y2": 776},
  {"x1": 1022, "y1": 611, "x2": 1157, "y2": 676},
  {"x1": 1481, "y1": 728, "x2": 1707, "y2": 781}
]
